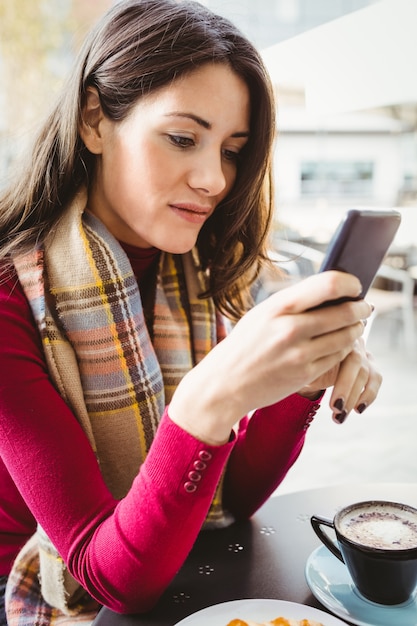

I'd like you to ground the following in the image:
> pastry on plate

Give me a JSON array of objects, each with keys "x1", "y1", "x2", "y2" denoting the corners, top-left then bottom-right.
[{"x1": 226, "y1": 618, "x2": 323, "y2": 626}]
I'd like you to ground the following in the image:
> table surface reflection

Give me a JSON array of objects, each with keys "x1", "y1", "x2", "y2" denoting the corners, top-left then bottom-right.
[{"x1": 92, "y1": 482, "x2": 417, "y2": 626}]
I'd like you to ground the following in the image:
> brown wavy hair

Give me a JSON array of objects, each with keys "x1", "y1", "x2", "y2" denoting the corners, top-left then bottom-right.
[{"x1": 0, "y1": 0, "x2": 276, "y2": 319}]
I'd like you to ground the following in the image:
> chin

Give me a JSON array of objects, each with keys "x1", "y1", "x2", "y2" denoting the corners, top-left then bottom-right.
[
  {"x1": 160, "y1": 239, "x2": 197, "y2": 255},
  {"x1": 165, "y1": 245, "x2": 195, "y2": 255}
]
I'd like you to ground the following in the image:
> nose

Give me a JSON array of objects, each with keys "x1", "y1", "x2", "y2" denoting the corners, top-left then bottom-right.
[{"x1": 188, "y1": 150, "x2": 228, "y2": 197}]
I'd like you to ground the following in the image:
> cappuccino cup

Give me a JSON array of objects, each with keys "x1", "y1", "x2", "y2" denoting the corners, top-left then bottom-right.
[{"x1": 311, "y1": 500, "x2": 417, "y2": 605}]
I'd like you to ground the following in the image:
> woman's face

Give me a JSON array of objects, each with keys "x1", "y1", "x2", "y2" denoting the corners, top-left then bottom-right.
[{"x1": 85, "y1": 63, "x2": 250, "y2": 251}]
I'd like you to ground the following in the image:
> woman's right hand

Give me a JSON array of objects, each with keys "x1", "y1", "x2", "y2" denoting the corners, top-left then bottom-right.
[{"x1": 169, "y1": 270, "x2": 372, "y2": 444}]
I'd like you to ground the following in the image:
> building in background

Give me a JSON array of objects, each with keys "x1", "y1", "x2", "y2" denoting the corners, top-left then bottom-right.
[
  {"x1": 273, "y1": 108, "x2": 413, "y2": 244},
  {"x1": 265, "y1": 0, "x2": 417, "y2": 248}
]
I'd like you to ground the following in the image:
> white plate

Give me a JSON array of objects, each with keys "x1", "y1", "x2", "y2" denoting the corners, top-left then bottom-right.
[
  {"x1": 174, "y1": 598, "x2": 349, "y2": 625},
  {"x1": 305, "y1": 545, "x2": 417, "y2": 626}
]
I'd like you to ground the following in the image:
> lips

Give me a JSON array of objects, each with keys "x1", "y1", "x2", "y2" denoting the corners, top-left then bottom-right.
[
  {"x1": 169, "y1": 203, "x2": 213, "y2": 224},
  {"x1": 170, "y1": 203, "x2": 212, "y2": 215}
]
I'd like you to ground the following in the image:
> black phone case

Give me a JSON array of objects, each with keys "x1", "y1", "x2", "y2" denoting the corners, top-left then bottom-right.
[{"x1": 317, "y1": 208, "x2": 401, "y2": 307}]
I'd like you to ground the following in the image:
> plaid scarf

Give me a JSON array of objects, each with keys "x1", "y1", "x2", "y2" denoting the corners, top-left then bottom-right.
[{"x1": 7, "y1": 189, "x2": 228, "y2": 624}]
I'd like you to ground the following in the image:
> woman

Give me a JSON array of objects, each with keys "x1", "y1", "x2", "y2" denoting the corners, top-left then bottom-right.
[{"x1": 0, "y1": 0, "x2": 380, "y2": 623}]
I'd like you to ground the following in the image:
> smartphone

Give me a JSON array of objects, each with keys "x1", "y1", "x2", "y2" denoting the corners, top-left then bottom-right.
[{"x1": 316, "y1": 208, "x2": 401, "y2": 307}]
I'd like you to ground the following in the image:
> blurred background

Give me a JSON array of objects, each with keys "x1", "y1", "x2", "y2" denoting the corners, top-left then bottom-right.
[{"x1": 1, "y1": 0, "x2": 416, "y2": 492}]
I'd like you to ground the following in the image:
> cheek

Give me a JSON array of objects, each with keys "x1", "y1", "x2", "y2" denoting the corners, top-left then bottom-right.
[
  {"x1": 103, "y1": 142, "x2": 149, "y2": 198},
  {"x1": 120, "y1": 138, "x2": 163, "y2": 185},
  {"x1": 222, "y1": 166, "x2": 238, "y2": 200}
]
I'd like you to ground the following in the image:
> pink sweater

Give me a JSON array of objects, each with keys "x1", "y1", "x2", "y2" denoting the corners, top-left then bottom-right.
[{"x1": 0, "y1": 254, "x2": 321, "y2": 614}]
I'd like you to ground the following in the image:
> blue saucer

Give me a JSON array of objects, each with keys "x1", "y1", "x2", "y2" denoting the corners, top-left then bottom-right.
[{"x1": 305, "y1": 545, "x2": 417, "y2": 626}]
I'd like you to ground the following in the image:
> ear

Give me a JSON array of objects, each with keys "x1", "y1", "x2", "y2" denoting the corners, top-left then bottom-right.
[{"x1": 79, "y1": 87, "x2": 105, "y2": 154}]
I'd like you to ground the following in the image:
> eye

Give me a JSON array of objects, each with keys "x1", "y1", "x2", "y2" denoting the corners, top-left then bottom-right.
[
  {"x1": 167, "y1": 134, "x2": 195, "y2": 148},
  {"x1": 222, "y1": 148, "x2": 242, "y2": 163}
]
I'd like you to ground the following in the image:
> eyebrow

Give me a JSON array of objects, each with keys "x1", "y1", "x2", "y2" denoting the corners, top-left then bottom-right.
[{"x1": 164, "y1": 112, "x2": 250, "y2": 138}]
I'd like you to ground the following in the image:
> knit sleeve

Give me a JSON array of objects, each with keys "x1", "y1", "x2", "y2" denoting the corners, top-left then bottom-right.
[{"x1": 223, "y1": 393, "x2": 323, "y2": 520}]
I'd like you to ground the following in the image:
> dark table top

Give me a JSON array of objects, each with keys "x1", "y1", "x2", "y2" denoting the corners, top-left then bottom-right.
[{"x1": 92, "y1": 482, "x2": 417, "y2": 626}]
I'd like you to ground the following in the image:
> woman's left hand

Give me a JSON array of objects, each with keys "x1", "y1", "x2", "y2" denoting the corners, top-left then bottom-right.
[{"x1": 298, "y1": 336, "x2": 382, "y2": 423}]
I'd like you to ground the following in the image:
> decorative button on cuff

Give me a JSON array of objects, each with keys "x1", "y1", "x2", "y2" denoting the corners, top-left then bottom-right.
[
  {"x1": 302, "y1": 401, "x2": 321, "y2": 430},
  {"x1": 188, "y1": 470, "x2": 201, "y2": 482},
  {"x1": 183, "y1": 449, "x2": 212, "y2": 493},
  {"x1": 198, "y1": 450, "x2": 212, "y2": 462}
]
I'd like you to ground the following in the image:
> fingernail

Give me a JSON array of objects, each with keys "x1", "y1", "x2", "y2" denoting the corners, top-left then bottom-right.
[
  {"x1": 334, "y1": 410, "x2": 347, "y2": 424},
  {"x1": 357, "y1": 403, "x2": 367, "y2": 414},
  {"x1": 334, "y1": 398, "x2": 344, "y2": 411}
]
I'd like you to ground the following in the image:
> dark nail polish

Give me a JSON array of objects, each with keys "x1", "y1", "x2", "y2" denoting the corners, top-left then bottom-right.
[
  {"x1": 334, "y1": 398, "x2": 344, "y2": 411},
  {"x1": 357, "y1": 403, "x2": 367, "y2": 414},
  {"x1": 334, "y1": 410, "x2": 347, "y2": 424}
]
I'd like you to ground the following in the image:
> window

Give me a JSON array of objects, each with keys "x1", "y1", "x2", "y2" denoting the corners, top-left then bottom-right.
[{"x1": 300, "y1": 160, "x2": 374, "y2": 196}]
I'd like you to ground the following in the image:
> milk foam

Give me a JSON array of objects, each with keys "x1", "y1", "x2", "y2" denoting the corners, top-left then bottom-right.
[{"x1": 339, "y1": 503, "x2": 417, "y2": 550}]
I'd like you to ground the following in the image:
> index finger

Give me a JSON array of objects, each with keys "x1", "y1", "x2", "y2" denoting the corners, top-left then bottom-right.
[{"x1": 266, "y1": 271, "x2": 363, "y2": 315}]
